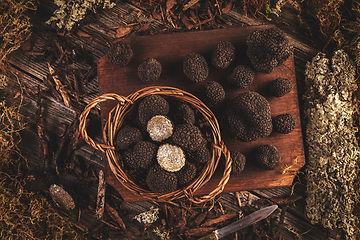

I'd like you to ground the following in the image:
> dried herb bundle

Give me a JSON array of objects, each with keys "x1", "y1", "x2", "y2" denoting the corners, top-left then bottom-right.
[{"x1": 304, "y1": 50, "x2": 359, "y2": 236}]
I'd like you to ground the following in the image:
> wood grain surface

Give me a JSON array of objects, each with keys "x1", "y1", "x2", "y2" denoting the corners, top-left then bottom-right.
[{"x1": 97, "y1": 25, "x2": 306, "y2": 202}]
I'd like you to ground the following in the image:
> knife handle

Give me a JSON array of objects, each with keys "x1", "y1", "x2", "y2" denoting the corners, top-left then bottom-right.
[{"x1": 198, "y1": 232, "x2": 219, "y2": 240}]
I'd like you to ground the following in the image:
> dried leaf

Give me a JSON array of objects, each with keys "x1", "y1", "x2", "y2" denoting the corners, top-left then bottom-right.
[
  {"x1": 183, "y1": 0, "x2": 200, "y2": 11},
  {"x1": 76, "y1": 30, "x2": 93, "y2": 45},
  {"x1": 184, "y1": 227, "x2": 216, "y2": 237},
  {"x1": 222, "y1": 1, "x2": 233, "y2": 14},
  {"x1": 166, "y1": 0, "x2": 177, "y2": 12},
  {"x1": 76, "y1": 30, "x2": 90, "y2": 38},
  {"x1": 13, "y1": 92, "x2": 21, "y2": 99},
  {"x1": 181, "y1": 15, "x2": 194, "y2": 30},
  {"x1": 152, "y1": 11, "x2": 162, "y2": 20},
  {"x1": 137, "y1": 23, "x2": 151, "y2": 32},
  {"x1": 106, "y1": 203, "x2": 126, "y2": 230},
  {"x1": 188, "y1": 212, "x2": 207, "y2": 227},
  {"x1": 115, "y1": 26, "x2": 132, "y2": 38},
  {"x1": 47, "y1": 63, "x2": 71, "y2": 108}
]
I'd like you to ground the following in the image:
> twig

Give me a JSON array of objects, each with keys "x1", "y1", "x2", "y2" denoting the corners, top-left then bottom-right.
[
  {"x1": 201, "y1": 212, "x2": 237, "y2": 227},
  {"x1": 95, "y1": 170, "x2": 106, "y2": 219},
  {"x1": 47, "y1": 62, "x2": 71, "y2": 108}
]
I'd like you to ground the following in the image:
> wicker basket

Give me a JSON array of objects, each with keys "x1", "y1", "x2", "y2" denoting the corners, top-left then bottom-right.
[{"x1": 79, "y1": 86, "x2": 232, "y2": 203}]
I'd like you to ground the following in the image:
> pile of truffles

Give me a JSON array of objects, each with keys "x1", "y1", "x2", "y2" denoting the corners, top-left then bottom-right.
[
  {"x1": 116, "y1": 95, "x2": 210, "y2": 194},
  {"x1": 109, "y1": 27, "x2": 297, "y2": 184}
]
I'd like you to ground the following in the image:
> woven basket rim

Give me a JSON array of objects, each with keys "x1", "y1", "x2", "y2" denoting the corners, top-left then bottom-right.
[{"x1": 79, "y1": 86, "x2": 232, "y2": 203}]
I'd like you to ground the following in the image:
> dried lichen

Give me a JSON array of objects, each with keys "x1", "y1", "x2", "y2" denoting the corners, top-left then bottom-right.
[
  {"x1": 304, "y1": 50, "x2": 360, "y2": 236},
  {"x1": 46, "y1": 0, "x2": 116, "y2": 30},
  {"x1": 133, "y1": 206, "x2": 160, "y2": 224}
]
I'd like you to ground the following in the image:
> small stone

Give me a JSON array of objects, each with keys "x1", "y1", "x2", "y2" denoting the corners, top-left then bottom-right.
[{"x1": 49, "y1": 184, "x2": 75, "y2": 210}]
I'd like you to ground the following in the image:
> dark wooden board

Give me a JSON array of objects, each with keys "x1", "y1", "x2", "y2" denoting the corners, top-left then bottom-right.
[{"x1": 98, "y1": 25, "x2": 306, "y2": 202}]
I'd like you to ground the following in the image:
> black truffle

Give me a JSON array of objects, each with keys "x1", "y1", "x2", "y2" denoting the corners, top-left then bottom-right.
[
  {"x1": 172, "y1": 124, "x2": 206, "y2": 152},
  {"x1": 224, "y1": 91, "x2": 272, "y2": 142},
  {"x1": 227, "y1": 65, "x2": 255, "y2": 89},
  {"x1": 174, "y1": 103, "x2": 196, "y2": 125},
  {"x1": 183, "y1": 53, "x2": 209, "y2": 83},
  {"x1": 269, "y1": 78, "x2": 293, "y2": 97},
  {"x1": 273, "y1": 113, "x2": 296, "y2": 134},
  {"x1": 116, "y1": 125, "x2": 142, "y2": 150},
  {"x1": 189, "y1": 145, "x2": 211, "y2": 164},
  {"x1": 254, "y1": 144, "x2": 281, "y2": 170},
  {"x1": 230, "y1": 151, "x2": 246, "y2": 175},
  {"x1": 246, "y1": 28, "x2": 293, "y2": 73},
  {"x1": 106, "y1": 41, "x2": 133, "y2": 66},
  {"x1": 123, "y1": 141, "x2": 157, "y2": 170},
  {"x1": 211, "y1": 40, "x2": 235, "y2": 69},
  {"x1": 177, "y1": 161, "x2": 197, "y2": 186},
  {"x1": 202, "y1": 81, "x2": 225, "y2": 108},
  {"x1": 138, "y1": 95, "x2": 170, "y2": 126},
  {"x1": 146, "y1": 164, "x2": 177, "y2": 194},
  {"x1": 138, "y1": 58, "x2": 162, "y2": 83}
]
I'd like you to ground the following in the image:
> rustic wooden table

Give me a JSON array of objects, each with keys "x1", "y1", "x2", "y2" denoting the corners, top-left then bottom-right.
[{"x1": 8, "y1": 0, "x2": 330, "y2": 239}]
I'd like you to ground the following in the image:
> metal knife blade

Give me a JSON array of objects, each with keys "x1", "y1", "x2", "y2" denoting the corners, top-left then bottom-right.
[{"x1": 198, "y1": 205, "x2": 278, "y2": 240}]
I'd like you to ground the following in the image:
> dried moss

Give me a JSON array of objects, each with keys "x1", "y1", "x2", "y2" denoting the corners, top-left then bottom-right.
[
  {"x1": 304, "y1": 50, "x2": 359, "y2": 236},
  {"x1": 0, "y1": 0, "x2": 35, "y2": 68},
  {"x1": 0, "y1": 173, "x2": 83, "y2": 239}
]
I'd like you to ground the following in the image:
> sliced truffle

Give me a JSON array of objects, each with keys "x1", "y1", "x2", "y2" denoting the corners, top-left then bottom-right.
[
  {"x1": 177, "y1": 161, "x2": 197, "y2": 186},
  {"x1": 224, "y1": 91, "x2": 272, "y2": 142},
  {"x1": 227, "y1": 65, "x2": 255, "y2": 89},
  {"x1": 138, "y1": 95, "x2": 170, "y2": 126},
  {"x1": 202, "y1": 81, "x2": 225, "y2": 108},
  {"x1": 123, "y1": 141, "x2": 157, "y2": 170},
  {"x1": 246, "y1": 28, "x2": 293, "y2": 73},
  {"x1": 230, "y1": 151, "x2": 246, "y2": 175},
  {"x1": 116, "y1": 125, "x2": 142, "y2": 150},
  {"x1": 157, "y1": 144, "x2": 186, "y2": 172},
  {"x1": 254, "y1": 144, "x2": 281, "y2": 170},
  {"x1": 273, "y1": 113, "x2": 296, "y2": 134},
  {"x1": 183, "y1": 53, "x2": 209, "y2": 83},
  {"x1": 174, "y1": 103, "x2": 196, "y2": 125},
  {"x1": 106, "y1": 41, "x2": 133, "y2": 66},
  {"x1": 269, "y1": 78, "x2": 293, "y2": 97},
  {"x1": 147, "y1": 115, "x2": 173, "y2": 142},
  {"x1": 211, "y1": 40, "x2": 235, "y2": 69},
  {"x1": 189, "y1": 145, "x2": 211, "y2": 164},
  {"x1": 146, "y1": 164, "x2": 177, "y2": 194},
  {"x1": 172, "y1": 124, "x2": 206, "y2": 152},
  {"x1": 138, "y1": 58, "x2": 162, "y2": 83}
]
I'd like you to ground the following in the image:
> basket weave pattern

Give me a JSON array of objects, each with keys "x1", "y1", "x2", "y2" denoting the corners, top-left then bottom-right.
[{"x1": 79, "y1": 86, "x2": 232, "y2": 203}]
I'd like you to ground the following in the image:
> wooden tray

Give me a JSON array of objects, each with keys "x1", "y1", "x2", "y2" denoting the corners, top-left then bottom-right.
[{"x1": 98, "y1": 25, "x2": 306, "y2": 202}]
